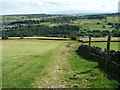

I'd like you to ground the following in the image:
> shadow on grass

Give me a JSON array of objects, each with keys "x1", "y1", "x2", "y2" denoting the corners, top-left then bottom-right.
[
  {"x1": 76, "y1": 70, "x2": 92, "y2": 74},
  {"x1": 76, "y1": 51, "x2": 120, "y2": 88}
]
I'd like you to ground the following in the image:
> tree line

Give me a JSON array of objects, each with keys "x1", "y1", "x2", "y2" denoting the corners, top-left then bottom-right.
[
  {"x1": 2, "y1": 24, "x2": 120, "y2": 38},
  {"x1": 7, "y1": 16, "x2": 78, "y2": 25},
  {"x1": 2, "y1": 25, "x2": 79, "y2": 37}
]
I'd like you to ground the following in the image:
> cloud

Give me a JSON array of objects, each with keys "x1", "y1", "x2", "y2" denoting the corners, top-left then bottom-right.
[
  {"x1": 1, "y1": 2, "x2": 44, "y2": 15},
  {"x1": 1, "y1": 0, "x2": 119, "y2": 15}
]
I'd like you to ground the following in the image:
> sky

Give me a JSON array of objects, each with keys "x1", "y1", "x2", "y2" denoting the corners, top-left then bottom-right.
[{"x1": 0, "y1": 0, "x2": 120, "y2": 15}]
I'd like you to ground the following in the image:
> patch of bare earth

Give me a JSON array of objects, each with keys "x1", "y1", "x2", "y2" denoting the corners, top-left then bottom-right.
[{"x1": 35, "y1": 44, "x2": 74, "y2": 88}]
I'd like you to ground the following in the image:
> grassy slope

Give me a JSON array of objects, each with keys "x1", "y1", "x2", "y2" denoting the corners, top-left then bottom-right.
[
  {"x1": 64, "y1": 42, "x2": 118, "y2": 88},
  {"x1": 74, "y1": 16, "x2": 118, "y2": 31},
  {"x1": 38, "y1": 15, "x2": 118, "y2": 31},
  {"x1": 67, "y1": 50, "x2": 118, "y2": 88},
  {"x1": 2, "y1": 39, "x2": 65, "y2": 88},
  {"x1": 2, "y1": 40, "x2": 119, "y2": 88}
]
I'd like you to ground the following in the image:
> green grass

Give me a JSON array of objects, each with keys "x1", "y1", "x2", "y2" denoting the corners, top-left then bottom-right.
[
  {"x1": 80, "y1": 37, "x2": 119, "y2": 41},
  {"x1": 83, "y1": 42, "x2": 120, "y2": 51},
  {"x1": 73, "y1": 16, "x2": 118, "y2": 31},
  {"x1": 91, "y1": 42, "x2": 120, "y2": 51},
  {"x1": 79, "y1": 37, "x2": 120, "y2": 51},
  {"x1": 38, "y1": 18, "x2": 115, "y2": 31},
  {"x1": 82, "y1": 23, "x2": 113, "y2": 31},
  {"x1": 38, "y1": 16, "x2": 118, "y2": 32},
  {"x1": 2, "y1": 39, "x2": 65, "y2": 88},
  {"x1": 66, "y1": 47, "x2": 118, "y2": 88},
  {"x1": 39, "y1": 22, "x2": 63, "y2": 27},
  {"x1": 2, "y1": 39, "x2": 119, "y2": 88}
]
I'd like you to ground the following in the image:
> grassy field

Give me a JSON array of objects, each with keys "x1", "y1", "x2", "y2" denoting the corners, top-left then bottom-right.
[
  {"x1": 2, "y1": 39, "x2": 119, "y2": 88},
  {"x1": 91, "y1": 42, "x2": 119, "y2": 51},
  {"x1": 80, "y1": 37, "x2": 120, "y2": 41},
  {"x1": 80, "y1": 37, "x2": 120, "y2": 51},
  {"x1": 2, "y1": 39, "x2": 66, "y2": 88},
  {"x1": 73, "y1": 16, "x2": 118, "y2": 31},
  {"x1": 83, "y1": 42, "x2": 120, "y2": 51},
  {"x1": 38, "y1": 15, "x2": 118, "y2": 31}
]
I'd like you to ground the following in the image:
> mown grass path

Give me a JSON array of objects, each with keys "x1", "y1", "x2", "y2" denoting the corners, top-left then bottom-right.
[
  {"x1": 35, "y1": 41, "x2": 119, "y2": 88},
  {"x1": 2, "y1": 40, "x2": 66, "y2": 88},
  {"x1": 34, "y1": 42, "x2": 74, "y2": 88},
  {"x1": 2, "y1": 40, "x2": 119, "y2": 88}
]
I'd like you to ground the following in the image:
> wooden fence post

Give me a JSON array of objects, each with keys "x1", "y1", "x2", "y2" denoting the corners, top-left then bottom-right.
[
  {"x1": 105, "y1": 34, "x2": 111, "y2": 69},
  {"x1": 89, "y1": 36, "x2": 91, "y2": 47},
  {"x1": 88, "y1": 36, "x2": 91, "y2": 59}
]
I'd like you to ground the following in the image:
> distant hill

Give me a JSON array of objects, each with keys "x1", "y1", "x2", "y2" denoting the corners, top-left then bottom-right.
[{"x1": 1, "y1": 12, "x2": 119, "y2": 17}]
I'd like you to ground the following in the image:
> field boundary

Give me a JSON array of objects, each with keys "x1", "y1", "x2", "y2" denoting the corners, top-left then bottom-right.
[
  {"x1": 76, "y1": 44, "x2": 120, "y2": 82},
  {"x1": 7, "y1": 37, "x2": 70, "y2": 40},
  {"x1": 91, "y1": 40, "x2": 120, "y2": 42},
  {"x1": 2, "y1": 37, "x2": 120, "y2": 42}
]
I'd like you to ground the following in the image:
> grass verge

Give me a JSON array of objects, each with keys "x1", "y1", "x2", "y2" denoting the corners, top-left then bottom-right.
[{"x1": 65, "y1": 43, "x2": 119, "y2": 88}]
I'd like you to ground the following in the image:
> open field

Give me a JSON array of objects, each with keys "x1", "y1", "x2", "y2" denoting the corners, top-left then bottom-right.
[
  {"x1": 91, "y1": 42, "x2": 120, "y2": 51},
  {"x1": 2, "y1": 39, "x2": 119, "y2": 88},
  {"x1": 80, "y1": 37, "x2": 120, "y2": 41},
  {"x1": 7, "y1": 37, "x2": 120, "y2": 51},
  {"x1": 83, "y1": 42, "x2": 119, "y2": 50},
  {"x1": 1, "y1": 9, "x2": 120, "y2": 89},
  {"x1": 2, "y1": 39, "x2": 66, "y2": 88},
  {"x1": 38, "y1": 15, "x2": 118, "y2": 31}
]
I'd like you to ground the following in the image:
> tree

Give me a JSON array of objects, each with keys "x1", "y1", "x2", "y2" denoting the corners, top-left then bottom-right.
[
  {"x1": 97, "y1": 22, "x2": 100, "y2": 24},
  {"x1": 102, "y1": 25, "x2": 106, "y2": 28},
  {"x1": 69, "y1": 33, "x2": 79, "y2": 40}
]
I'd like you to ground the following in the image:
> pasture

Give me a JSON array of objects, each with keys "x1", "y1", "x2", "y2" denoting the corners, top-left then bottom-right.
[
  {"x1": 80, "y1": 37, "x2": 120, "y2": 51},
  {"x1": 80, "y1": 37, "x2": 120, "y2": 41},
  {"x1": 2, "y1": 39, "x2": 119, "y2": 88},
  {"x1": 2, "y1": 39, "x2": 66, "y2": 88},
  {"x1": 91, "y1": 42, "x2": 120, "y2": 51},
  {"x1": 83, "y1": 42, "x2": 120, "y2": 51}
]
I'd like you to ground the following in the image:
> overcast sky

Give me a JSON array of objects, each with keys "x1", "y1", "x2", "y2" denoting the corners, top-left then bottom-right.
[{"x1": 0, "y1": 0, "x2": 119, "y2": 15}]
